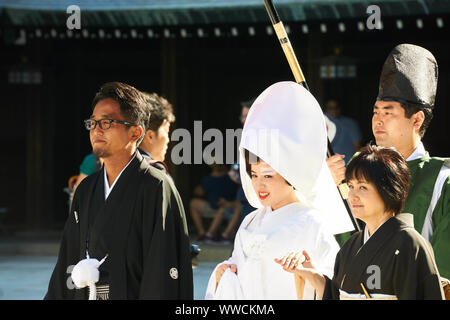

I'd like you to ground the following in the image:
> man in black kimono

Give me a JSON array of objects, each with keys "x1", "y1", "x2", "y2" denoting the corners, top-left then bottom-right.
[{"x1": 45, "y1": 82, "x2": 193, "y2": 299}]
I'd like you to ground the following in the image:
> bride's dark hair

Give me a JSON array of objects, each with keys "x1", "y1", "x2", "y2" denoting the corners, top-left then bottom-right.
[{"x1": 244, "y1": 149, "x2": 292, "y2": 187}]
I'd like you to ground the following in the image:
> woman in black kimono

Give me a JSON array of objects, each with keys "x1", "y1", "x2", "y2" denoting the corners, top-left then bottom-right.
[{"x1": 276, "y1": 145, "x2": 444, "y2": 300}]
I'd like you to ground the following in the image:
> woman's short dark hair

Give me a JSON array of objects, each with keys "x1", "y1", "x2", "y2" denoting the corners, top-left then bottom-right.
[
  {"x1": 345, "y1": 145, "x2": 410, "y2": 215},
  {"x1": 91, "y1": 82, "x2": 148, "y2": 145}
]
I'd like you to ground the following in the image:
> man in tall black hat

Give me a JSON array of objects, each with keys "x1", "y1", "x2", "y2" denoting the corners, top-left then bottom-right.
[
  {"x1": 372, "y1": 44, "x2": 449, "y2": 279},
  {"x1": 330, "y1": 44, "x2": 449, "y2": 279}
]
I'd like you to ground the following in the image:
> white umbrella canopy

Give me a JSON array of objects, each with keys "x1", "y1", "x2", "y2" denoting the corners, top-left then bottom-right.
[{"x1": 239, "y1": 81, "x2": 354, "y2": 235}]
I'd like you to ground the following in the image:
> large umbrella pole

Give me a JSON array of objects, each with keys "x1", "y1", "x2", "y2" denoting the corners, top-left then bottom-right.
[{"x1": 262, "y1": 0, "x2": 360, "y2": 232}]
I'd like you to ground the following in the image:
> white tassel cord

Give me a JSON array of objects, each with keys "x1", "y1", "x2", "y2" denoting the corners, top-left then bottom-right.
[{"x1": 71, "y1": 253, "x2": 109, "y2": 300}]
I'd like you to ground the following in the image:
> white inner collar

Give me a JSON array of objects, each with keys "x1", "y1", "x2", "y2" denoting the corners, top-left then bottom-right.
[
  {"x1": 104, "y1": 153, "x2": 136, "y2": 200},
  {"x1": 363, "y1": 218, "x2": 390, "y2": 244},
  {"x1": 406, "y1": 141, "x2": 427, "y2": 161}
]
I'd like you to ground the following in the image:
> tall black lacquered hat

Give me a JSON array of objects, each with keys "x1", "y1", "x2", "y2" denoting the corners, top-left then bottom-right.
[{"x1": 377, "y1": 44, "x2": 438, "y2": 108}]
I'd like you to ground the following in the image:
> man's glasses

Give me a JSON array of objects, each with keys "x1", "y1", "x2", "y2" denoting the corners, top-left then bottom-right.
[{"x1": 84, "y1": 119, "x2": 136, "y2": 130}]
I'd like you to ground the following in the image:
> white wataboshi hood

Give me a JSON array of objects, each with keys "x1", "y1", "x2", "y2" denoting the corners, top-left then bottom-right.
[{"x1": 239, "y1": 81, "x2": 354, "y2": 235}]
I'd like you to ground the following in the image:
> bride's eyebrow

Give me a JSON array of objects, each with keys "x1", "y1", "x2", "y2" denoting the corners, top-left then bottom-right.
[{"x1": 261, "y1": 169, "x2": 276, "y2": 174}]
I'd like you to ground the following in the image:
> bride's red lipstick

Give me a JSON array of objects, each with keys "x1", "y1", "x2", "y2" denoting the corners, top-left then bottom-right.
[{"x1": 258, "y1": 192, "x2": 269, "y2": 200}]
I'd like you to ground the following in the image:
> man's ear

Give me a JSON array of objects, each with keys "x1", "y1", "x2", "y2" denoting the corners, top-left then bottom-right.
[
  {"x1": 413, "y1": 110, "x2": 425, "y2": 133},
  {"x1": 147, "y1": 130, "x2": 156, "y2": 144},
  {"x1": 131, "y1": 125, "x2": 144, "y2": 142}
]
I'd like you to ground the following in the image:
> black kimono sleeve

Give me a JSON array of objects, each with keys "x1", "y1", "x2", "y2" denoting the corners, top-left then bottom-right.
[
  {"x1": 139, "y1": 178, "x2": 193, "y2": 299},
  {"x1": 393, "y1": 232, "x2": 444, "y2": 300},
  {"x1": 44, "y1": 189, "x2": 82, "y2": 300},
  {"x1": 322, "y1": 249, "x2": 342, "y2": 300}
]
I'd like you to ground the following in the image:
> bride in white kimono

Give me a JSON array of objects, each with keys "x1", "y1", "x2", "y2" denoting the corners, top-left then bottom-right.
[{"x1": 205, "y1": 81, "x2": 355, "y2": 300}]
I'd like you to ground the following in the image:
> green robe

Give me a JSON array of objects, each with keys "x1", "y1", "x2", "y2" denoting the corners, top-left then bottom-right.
[{"x1": 402, "y1": 154, "x2": 450, "y2": 279}]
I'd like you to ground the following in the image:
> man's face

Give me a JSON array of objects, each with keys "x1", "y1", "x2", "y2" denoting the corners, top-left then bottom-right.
[
  {"x1": 90, "y1": 98, "x2": 138, "y2": 159},
  {"x1": 326, "y1": 100, "x2": 341, "y2": 118},
  {"x1": 372, "y1": 100, "x2": 420, "y2": 150},
  {"x1": 146, "y1": 120, "x2": 171, "y2": 161}
]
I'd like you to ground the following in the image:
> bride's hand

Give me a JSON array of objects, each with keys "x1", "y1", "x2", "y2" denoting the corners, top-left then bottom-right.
[
  {"x1": 215, "y1": 263, "x2": 237, "y2": 287},
  {"x1": 274, "y1": 250, "x2": 317, "y2": 280},
  {"x1": 275, "y1": 250, "x2": 326, "y2": 298}
]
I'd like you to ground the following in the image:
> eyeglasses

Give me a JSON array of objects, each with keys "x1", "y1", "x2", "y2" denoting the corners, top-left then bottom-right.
[{"x1": 84, "y1": 118, "x2": 136, "y2": 130}]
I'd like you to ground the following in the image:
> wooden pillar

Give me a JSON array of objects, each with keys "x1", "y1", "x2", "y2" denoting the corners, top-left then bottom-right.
[
  {"x1": 306, "y1": 30, "x2": 325, "y2": 105},
  {"x1": 25, "y1": 86, "x2": 43, "y2": 229},
  {"x1": 160, "y1": 38, "x2": 179, "y2": 179},
  {"x1": 161, "y1": 38, "x2": 177, "y2": 102},
  {"x1": 24, "y1": 40, "x2": 55, "y2": 231}
]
